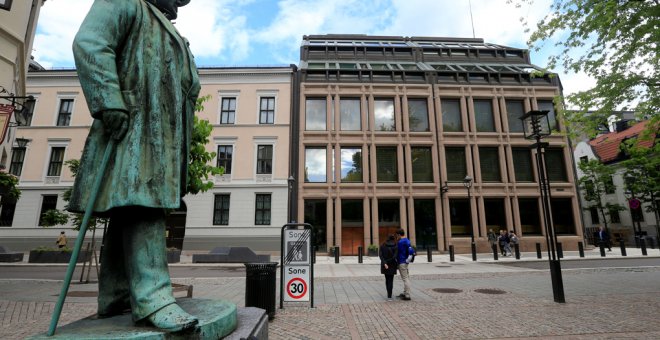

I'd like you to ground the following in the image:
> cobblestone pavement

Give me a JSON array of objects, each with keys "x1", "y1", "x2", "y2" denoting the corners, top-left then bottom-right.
[{"x1": 1, "y1": 252, "x2": 660, "y2": 339}]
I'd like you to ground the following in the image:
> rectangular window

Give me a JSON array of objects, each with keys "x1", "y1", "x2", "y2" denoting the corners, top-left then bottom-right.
[
  {"x1": 0, "y1": 200, "x2": 16, "y2": 226},
  {"x1": 340, "y1": 98, "x2": 361, "y2": 131},
  {"x1": 632, "y1": 207, "x2": 645, "y2": 222},
  {"x1": 255, "y1": 194, "x2": 271, "y2": 225},
  {"x1": 413, "y1": 199, "x2": 437, "y2": 250},
  {"x1": 579, "y1": 156, "x2": 588, "y2": 164},
  {"x1": 57, "y1": 99, "x2": 73, "y2": 126},
  {"x1": 449, "y1": 199, "x2": 471, "y2": 236},
  {"x1": 256, "y1": 145, "x2": 272, "y2": 174},
  {"x1": 589, "y1": 207, "x2": 599, "y2": 224},
  {"x1": 376, "y1": 147, "x2": 397, "y2": 182},
  {"x1": 408, "y1": 99, "x2": 430, "y2": 132},
  {"x1": 216, "y1": 145, "x2": 232, "y2": 174},
  {"x1": 479, "y1": 147, "x2": 501, "y2": 182},
  {"x1": 441, "y1": 99, "x2": 462, "y2": 132},
  {"x1": 545, "y1": 148, "x2": 567, "y2": 182},
  {"x1": 484, "y1": 199, "x2": 506, "y2": 232},
  {"x1": 38, "y1": 195, "x2": 58, "y2": 226},
  {"x1": 609, "y1": 208, "x2": 621, "y2": 223},
  {"x1": 374, "y1": 98, "x2": 395, "y2": 131},
  {"x1": 340, "y1": 147, "x2": 362, "y2": 182},
  {"x1": 537, "y1": 100, "x2": 558, "y2": 131},
  {"x1": 47, "y1": 147, "x2": 65, "y2": 176},
  {"x1": 213, "y1": 194, "x2": 230, "y2": 225},
  {"x1": 445, "y1": 147, "x2": 466, "y2": 182},
  {"x1": 474, "y1": 99, "x2": 495, "y2": 132},
  {"x1": 259, "y1": 97, "x2": 275, "y2": 124},
  {"x1": 305, "y1": 98, "x2": 326, "y2": 130},
  {"x1": 0, "y1": 0, "x2": 14, "y2": 11},
  {"x1": 512, "y1": 148, "x2": 534, "y2": 182},
  {"x1": 605, "y1": 176, "x2": 615, "y2": 194},
  {"x1": 305, "y1": 147, "x2": 326, "y2": 182},
  {"x1": 304, "y1": 199, "x2": 328, "y2": 252},
  {"x1": 519, "y1": 198, "x2": 541, "y2": 235},
  {"x1": 23, "y1": 98, "x2": 35, "y2": 126},
  {"x1": 551, "y1": 198, "x2": 575, "y2": 234},
  {"x1": 9, "y1": 147, "x2": 25, "y2": 176},
  {"x1": 411, "y1": 147, "x2": 433, "y2": 182},
  {"x1": 220, "y1": 97, "x2": 236, "y2": 124},
  {"x1": 505, "y1": 99, "x2": 525, "y2": 133}
]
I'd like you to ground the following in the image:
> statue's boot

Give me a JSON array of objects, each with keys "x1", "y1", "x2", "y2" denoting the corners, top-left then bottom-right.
[{"x1": 146, "y1": 303, "x2": 198, "y2": 332}]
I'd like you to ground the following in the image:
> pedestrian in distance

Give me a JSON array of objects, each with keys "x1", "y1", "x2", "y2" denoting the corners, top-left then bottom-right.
[
  {"x1": 597, "y1": 225, "x2": 612, "y2": 251},
  {"x1": 395, "y1": 228, "x2": 413, "y2": 300},
  {"x1": 487, "y1": 228, "x2": 497, "y2": 251},
  {"x1": 56, "y1": 231, "x2": 67, "y2": 249},
  {"x1": 379, "y1": 234, "x2": 398, "y2": 301},
  {"x1": 499, "y1": 230, "x2": 511, "y2": 256},
  {"x1": 509, "y1": 230, "x2": 519, "y2": 247}
]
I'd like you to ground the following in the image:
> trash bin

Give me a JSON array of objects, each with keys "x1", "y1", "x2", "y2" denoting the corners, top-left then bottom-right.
[{"x1": 244, "y1": 262, "x2": 277, "y2": 320}]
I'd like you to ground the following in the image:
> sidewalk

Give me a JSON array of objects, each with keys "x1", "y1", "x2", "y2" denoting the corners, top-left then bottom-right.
[{"x1": 1, "y1": 248, "x2": 659, "y2": 339}]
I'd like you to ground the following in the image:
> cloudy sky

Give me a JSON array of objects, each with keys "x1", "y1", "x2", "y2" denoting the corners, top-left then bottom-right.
[{"x1": 32, "y1": 0, "x2": 595, "y2": 96}]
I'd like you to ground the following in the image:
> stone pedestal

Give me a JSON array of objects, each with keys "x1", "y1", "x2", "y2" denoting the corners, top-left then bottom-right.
[{"x1": 30, "y1": 299, "x2": 239, "y2": 339}]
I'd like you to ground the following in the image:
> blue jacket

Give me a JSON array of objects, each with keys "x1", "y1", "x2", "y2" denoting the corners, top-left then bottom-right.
[{"x1": 397, "y1": 237, "x2": 411, "y2": 264}]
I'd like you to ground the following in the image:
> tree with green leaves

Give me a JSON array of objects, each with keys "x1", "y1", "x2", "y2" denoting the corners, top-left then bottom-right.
[
  {"x1": 577, "y1": 159, "x2": 625, "y2": 233},
  {"x1": 511, "y1": 0, "x2": 659, "y2": 138},
  {"x1": 621, "y1": 141, "x2": 660, "y2": 236}
]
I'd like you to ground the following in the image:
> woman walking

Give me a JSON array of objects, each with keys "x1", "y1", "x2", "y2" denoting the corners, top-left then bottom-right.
[{"x1": 379, "y1": 234, "x2": 399, "y2": 300}]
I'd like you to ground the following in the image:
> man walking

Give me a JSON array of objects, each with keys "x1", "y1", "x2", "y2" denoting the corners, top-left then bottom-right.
[
  {"x1": 597, "y1": 226, "x2": 612, "y2": 251},
  {"x1": 396, "y1": 228, "x2": 412, "y2": 301}
]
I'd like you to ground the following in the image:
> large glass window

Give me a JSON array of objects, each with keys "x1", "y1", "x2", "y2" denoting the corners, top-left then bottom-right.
[
  {"x1": 259, "y1": 97, "x2": 275, "y2": 124},
  {"x1": 255, "y1": 194, "x2": 271, "y2": 225},
  {"x1": 519, "y1": 198, "x2": 541, "y2": 235},
  {"x1": 545, "y1": 148, "x2": 567, "y2": 182},
  {"x1": 38, "y1": 195, "x2": 58, "y2": 226},
  {"x1": 551, "y1": 198, "x2": 575, "y2": 234},
  {"x1": 9, "y1": 147, "x2": 25, "y2": 176},
  {"x1": 340, "y1": 147, "x2": 362, "y2": 182},
  {"x1": 47, "y1": 147, "x2": 65, "y2": 176},
  {"x1": 411, "y1": 147, "x2": 433, "y2": 182},
  {"x1": 256, "y1": 145, "x2": 272, "y2": 174},
  {"x1": 449, "y1": 199, "x2": 471, "y2": 236},
  {"x1": 378, "y1": 199, "x2": 400, "y2": 243},
  {"x1": 506, "y1": 99, "x2": 525, "y2": 132},
  {"x1": 474, "y1": 99, "x2": 495, "y2": 132},
  {"x1": 305, "y1": 147, "x2": 326, "y2": 182},
  {"x1": 305, "y1": 98, "x2": 326, "y2": 130},
  {"x1": 484, "y1": 199, "x2": 506, "y2": 232},
  {"x1": 220, "y1": 97, "x2": 236, "y2": 124},
  {"x1": 57, "y1": 99, "x2": 73, "y2": 126},
  {"x1": 512, "y1": 148, "x2": 534, "y2": 182},
  {"x1": 441, "y1": 99, "x2": 462, "y2": 132},
  {"x1": 216, "y1": 145, "x2": 232, "y2": 174},
  {"x1": 0, "y1": 199, "x2": 16, "y2": 227},
  {"x1": 340, "y1": 98, "x2": 361, "y2": 131},
  {"x1": 537, "y1": 100, "x2": 558, "y2": 131},
  {"x1": 589, "y1": 206, "x2": 599, "y2": 224},
  {"x1": 445, "y1": 147, "x2": 467, "y2": 182},
  {"x1": 376, "y1": 147, "x2": 397, "y2": 182},
  {"x1": 213, "y1": 194, "x2": 230, "y2": 225},
  {"x1": 341, "y1": 199, "x2": 364, "y2": 255},
  {"x1": 374, "y1": 98, "x2": 395, "y2": 131},
  {"x1": 304, "y1": 199, "x2": 328, "y2": 252},
  {"x1": 414, "y1": 199, "x2": 437, "y2": 250},
  {"x1": 408, "y1": 99, "x2": 430, "y2": 132},
  {"x1": 479, "y1": 147, "x2": 501, "y2": 182}
]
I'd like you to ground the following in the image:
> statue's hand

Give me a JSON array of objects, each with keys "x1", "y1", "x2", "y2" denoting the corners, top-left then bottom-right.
[{"x1": 102, "y1": 110, "x2": 129, "y2": 141}]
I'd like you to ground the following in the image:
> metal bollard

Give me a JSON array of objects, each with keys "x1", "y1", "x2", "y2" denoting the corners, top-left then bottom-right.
[
  {"x1": 449, "y1": 245, "x2": 455, "y2": 262},
  {"x1": 599, "y1": 243, "x2": 606, "y2": 257},
  {"x1": 358, "y1": 246, "x2": 363, "y2": 264},
  {"x1": 578, "y1": 242, "x2": 585, "y2": 258},
  {"x1": 514, "y1": 243, "x2": 520, "y2": 260},
  {"x1": 471, "y1": 242, "x2": 477, "y2": 261},
  {"x1": 619, "y1": 239, "x2": 627, "y2": 256},
  {"x1": 334, "y1": 246, "x2": 340, "y2": 263},
  {"x1": 641, "y1": 238, "x2": 647, "y2": 256},
  {"x1": 492, "y1": 243, "x2": 498, "y2": 260},
  {"x1": 647, "y1": 237, "x2": 655, "y2": 249},
  {"x1": 536, "y1": 243, "x2": 542, "y2": 259},
  {"x1": 557, "y1": 242, "x2": 563, "y2": 258},
  {"x1": 427, "y1": 248, "x2": 432, "y2": 262}
]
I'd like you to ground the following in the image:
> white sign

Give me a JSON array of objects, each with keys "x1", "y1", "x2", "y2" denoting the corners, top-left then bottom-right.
[
  {"x1": 284, "y1": 229, "x2": 311, "y2": 266},
  {"x1": 284, "y1": 266, "x2": 309, "y2": 301}
]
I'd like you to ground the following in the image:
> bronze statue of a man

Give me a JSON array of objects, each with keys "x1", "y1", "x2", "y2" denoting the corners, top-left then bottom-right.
[{"x1": 69, "y1": 0, "x2": 200, "y2": 332}]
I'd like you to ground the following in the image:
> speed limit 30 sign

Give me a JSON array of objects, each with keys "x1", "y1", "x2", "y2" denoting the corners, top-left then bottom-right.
[{"x1": 284, "y1": 266, "x2": 309, "y2": 301}]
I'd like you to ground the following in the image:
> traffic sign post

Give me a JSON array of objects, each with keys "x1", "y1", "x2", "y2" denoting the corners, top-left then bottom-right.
[{"x1": 280, "y1": 223, "x2": 314, "y2": 309}]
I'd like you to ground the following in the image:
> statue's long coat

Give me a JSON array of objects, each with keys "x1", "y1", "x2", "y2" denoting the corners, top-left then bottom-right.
[{"x1": 68, "y1": 0, "x2": 200, "y2": 214}]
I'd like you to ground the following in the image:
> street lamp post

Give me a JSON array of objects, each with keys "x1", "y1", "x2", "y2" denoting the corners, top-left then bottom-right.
[
  {"x1": 287, "y1": 176, "x2": 296, "y2": 223},
  {"x1": 463, "y1": 175, "x2": 476, "y2": 261},
  {"x1": 521, "y1": 110, "x2": 565, "y2": 303}
]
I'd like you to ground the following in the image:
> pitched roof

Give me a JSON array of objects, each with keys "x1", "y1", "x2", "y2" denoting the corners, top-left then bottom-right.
[{"x1": 588, "y1": 120, "x2": 656, "y2": 163}]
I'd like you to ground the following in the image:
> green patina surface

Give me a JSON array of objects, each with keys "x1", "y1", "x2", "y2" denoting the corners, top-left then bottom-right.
[{"x1": 31, "y1": 299, "x2": 237, "y2": 339}]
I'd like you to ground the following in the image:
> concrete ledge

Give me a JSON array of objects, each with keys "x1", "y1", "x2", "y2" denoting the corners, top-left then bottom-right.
[{"x1": 193, "y1": 247, "x2": 270, "y2": 263}]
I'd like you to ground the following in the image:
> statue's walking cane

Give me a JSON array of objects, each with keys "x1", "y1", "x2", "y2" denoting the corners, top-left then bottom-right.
[{"x1": 47, "y1": 138, "x2": 117, "y2": 336}]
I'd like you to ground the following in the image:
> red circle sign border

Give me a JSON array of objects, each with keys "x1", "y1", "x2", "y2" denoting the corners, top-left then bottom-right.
[
  {"x1": 629, "y1": 198, "x2": 641, "y2": 210},
  {"x1": 286, "y1": 277, "x2": 308, "y2": 299}
]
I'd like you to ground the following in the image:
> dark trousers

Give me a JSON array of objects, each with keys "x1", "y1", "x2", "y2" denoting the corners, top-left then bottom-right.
[
  {"x1": 599, "y1": 239, "x2": 611, "y2": 250},
  {"x1": 98, "y1": 207, "x2": 175, "y2": 322},
  {"x1": 384, "y1": 274, "x2": 394, "y2": 298}
]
